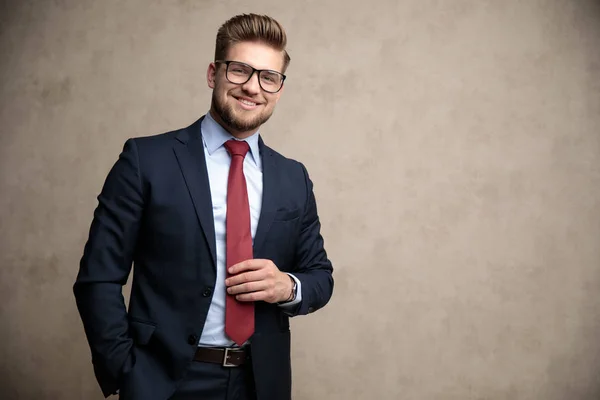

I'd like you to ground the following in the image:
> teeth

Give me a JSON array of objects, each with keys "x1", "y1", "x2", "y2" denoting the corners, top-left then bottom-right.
[{"x1": 239, "y1": 99, "x2": 257, "y2": 106}]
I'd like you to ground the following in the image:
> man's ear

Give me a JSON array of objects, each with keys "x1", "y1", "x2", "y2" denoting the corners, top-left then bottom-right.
[{"x1": 207, "y1": 63, "x2": 217, "y2": 89}]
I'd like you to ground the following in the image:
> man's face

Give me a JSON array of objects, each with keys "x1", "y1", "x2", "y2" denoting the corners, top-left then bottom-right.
[{"x1": 207, "y1": 41, "x2": 285, "y2": 138}]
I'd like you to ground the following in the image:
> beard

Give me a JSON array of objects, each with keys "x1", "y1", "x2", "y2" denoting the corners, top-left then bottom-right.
[{"x1": 211, "y1": 89, "x2": 274, "y2": 134}]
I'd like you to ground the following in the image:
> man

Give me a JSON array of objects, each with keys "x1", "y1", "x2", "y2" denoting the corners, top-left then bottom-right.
[{"x1": 74, "y1": 13, "x2": 334, "y2": 400}]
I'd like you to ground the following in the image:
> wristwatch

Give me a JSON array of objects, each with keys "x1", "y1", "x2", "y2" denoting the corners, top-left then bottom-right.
[{"x1": 282, "y1": 275, "x2": 297, "y2": 303}]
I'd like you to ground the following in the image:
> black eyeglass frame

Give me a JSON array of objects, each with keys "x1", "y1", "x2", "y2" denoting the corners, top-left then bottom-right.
[{"x1": 214, "y1": 60, "x2": 286, "y2": 93}]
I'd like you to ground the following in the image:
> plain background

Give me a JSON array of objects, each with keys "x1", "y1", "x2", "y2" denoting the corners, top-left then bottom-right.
[{"x1": 1, "y1": 0, "x2": 600, "y2": 399}]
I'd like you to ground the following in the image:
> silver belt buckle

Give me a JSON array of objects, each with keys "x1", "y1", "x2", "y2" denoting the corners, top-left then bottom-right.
[{"x1": 222, "y1": 347, "x2": 236, "y2": 367}]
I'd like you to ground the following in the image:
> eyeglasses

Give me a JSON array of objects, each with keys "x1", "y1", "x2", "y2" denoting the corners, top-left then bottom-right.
[{"x1": 215, "y1": 60, "x2": 286, "y2": 93}]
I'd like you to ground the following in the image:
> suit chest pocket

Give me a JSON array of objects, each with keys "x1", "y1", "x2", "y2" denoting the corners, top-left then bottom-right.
[
  {"x1": 273, "y1": 208, "x2": 300, "y2": 222},
  {"x1": 265, "y1": 209, "x2": 301, "y2": 270}
]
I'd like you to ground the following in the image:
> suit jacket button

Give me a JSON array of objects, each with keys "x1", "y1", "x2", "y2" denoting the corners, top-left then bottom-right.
[
  {"x1": 202, "y1": 287, "x2": 212, "y2": 297},
  {"x1": 188, "y1": 334, "x2": 198, "y2": 345},
  {"x1": 308, "y1": 307, "x2": 315, "y2": 313}
]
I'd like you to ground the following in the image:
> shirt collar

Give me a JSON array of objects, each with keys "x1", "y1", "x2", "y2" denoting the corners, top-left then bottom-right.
[{"x1": 200, "y1": 112, "x2": 261, "y2": 168}]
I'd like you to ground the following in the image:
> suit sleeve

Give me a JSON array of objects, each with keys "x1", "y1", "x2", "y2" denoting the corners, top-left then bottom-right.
[
  {"x1": 73, "y1": 139, "x2": 144, "y2": 397},
  {"x1": 288, "y1": 164, "x2": 334, "y2": 316}
]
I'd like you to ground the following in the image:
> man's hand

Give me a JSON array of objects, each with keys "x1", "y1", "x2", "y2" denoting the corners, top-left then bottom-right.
[{"x1": 225, "y1": 259, "x2": 293, "y2": 303}]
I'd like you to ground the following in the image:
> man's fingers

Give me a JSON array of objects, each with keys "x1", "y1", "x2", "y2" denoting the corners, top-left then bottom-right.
[
  {"x1": 227, "y1": 280, "x2": 268, "y2": 295},
  {"x1": 235, "y1": 291, "x2": 269, "y2": 302},
  {"x1": 228, "y1": 259, "x2": 271, "y2": 275},
  {"x1": 225, "y1": 270, "x2": 265, "y2": 287}
]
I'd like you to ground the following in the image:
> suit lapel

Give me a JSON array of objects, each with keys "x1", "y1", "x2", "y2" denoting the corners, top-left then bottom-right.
[
  {"x1": 253, "y1": 138, "x2": 278, "y2": 257},
  {"x1": 173, "y1": 117, "x2": 217, "y2": 268}
]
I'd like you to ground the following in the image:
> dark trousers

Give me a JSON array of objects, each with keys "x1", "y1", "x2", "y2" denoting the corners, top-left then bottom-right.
[{"x1": 169, "y1": 361, "x2": 256, "y2": 400}]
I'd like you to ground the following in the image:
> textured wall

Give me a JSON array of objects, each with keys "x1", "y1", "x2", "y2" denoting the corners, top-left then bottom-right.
[{"x1": 1, "y1": 0, "x2": 600, "y2": 399}]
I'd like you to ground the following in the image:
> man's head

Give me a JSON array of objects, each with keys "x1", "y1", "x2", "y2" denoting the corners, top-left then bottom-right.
[{"x1": 207, "y1": 14, "x2": 290, "y2": 138}]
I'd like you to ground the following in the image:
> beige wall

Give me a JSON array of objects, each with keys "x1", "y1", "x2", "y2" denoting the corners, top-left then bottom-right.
[{"x1": 2, "y1": 0, "x2": 600, "y2": 399}]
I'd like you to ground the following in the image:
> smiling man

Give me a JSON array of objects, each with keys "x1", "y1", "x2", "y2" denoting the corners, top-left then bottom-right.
[{"x1": 74, "y1": 14, "x2": 334, "y2": 400}]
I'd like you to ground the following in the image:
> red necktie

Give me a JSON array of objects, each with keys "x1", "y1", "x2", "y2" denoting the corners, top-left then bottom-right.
[{"x1": 223, "y1": 139, "x2": 255, "y2": 346}]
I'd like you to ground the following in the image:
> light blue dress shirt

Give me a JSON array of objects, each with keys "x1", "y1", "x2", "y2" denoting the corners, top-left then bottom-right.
[{"x1": 199, "y1": 112, "x2": 301, "y2": 347}]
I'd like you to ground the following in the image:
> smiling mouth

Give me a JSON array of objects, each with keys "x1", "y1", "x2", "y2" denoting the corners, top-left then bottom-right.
[{"x1": 234, "y1": 96, "x2": 260, "y2": 108}]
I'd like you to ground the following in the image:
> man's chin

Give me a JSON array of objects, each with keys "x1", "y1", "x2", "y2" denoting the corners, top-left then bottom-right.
[
  {"x1": 230, "y1": 111, "x2": 265, "y2": 129},
  {"x1": 212, "y1": 101, "x2": 271, "y2": 134},
  {"x1": 225, "y1": 116, "x2": 261, "y2": 133}
]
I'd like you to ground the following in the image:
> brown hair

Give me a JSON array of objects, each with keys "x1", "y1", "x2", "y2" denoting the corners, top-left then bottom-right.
[{"x1": 215, "y1": 14, "x2": 291, "y2": 72}]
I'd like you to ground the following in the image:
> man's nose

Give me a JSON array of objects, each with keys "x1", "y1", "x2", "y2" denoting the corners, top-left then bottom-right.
[{"x1": 241, "y1": 72, "x2": 261, "y2": 95}]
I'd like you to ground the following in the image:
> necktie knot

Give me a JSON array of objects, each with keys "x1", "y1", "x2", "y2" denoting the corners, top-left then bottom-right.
[{"x1": 224, "y1": 139, "x2": 250, "y2": 157}]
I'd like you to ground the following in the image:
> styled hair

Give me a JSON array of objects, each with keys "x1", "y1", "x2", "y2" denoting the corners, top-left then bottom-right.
[{"x1": 215, "y1": 14, "x2": 291, "y2": 72}]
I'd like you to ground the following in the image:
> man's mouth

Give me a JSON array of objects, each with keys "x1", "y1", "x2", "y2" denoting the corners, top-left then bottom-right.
[{"x1": 234, "y1": 96, "x2": 260, "y2": 110}]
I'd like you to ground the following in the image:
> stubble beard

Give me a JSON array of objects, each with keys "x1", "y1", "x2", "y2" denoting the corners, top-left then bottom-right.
[{"x1": 211, "y1": 89, "x2": 274, "y2": 134}]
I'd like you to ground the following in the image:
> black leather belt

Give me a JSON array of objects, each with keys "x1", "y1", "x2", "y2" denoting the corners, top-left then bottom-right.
[{"x1": 194, "y1": 347, "x2": 249, "y2": 367}]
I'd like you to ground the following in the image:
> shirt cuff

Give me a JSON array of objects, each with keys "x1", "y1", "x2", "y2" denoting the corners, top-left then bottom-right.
[{"x1": 278, "y1": 273, "x2": 302, "y2": 308}]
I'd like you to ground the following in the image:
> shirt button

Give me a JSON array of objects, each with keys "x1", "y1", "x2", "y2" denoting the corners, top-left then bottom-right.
[
  {"x1": 202, "y1": 287, "x2": 212, "y2": 297},
  {"x1": 188, "y1": 334, "x2": 198, "y2": 345}
]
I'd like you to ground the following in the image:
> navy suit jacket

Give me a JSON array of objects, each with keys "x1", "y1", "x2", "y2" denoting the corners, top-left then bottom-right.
[{"x1": 74, "y1": 117, "x2": 334, "y2": 400}]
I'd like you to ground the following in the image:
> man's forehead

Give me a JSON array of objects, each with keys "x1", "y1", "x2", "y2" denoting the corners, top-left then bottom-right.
[{"x1": 225, "y1": 41, "x2": 285, "y2": 72}]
